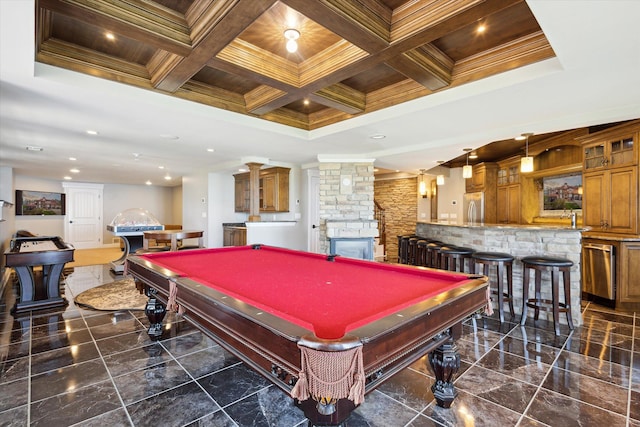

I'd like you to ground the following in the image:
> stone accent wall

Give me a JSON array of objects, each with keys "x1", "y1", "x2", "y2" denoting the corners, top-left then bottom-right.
[
  {"x1": 319, "y1": 162, "x2": 377, "y2": 254},
  {"x1": 374, "y1": 177, "x2": 418, "y2": 262},
  {"x1": 416, "y1": 222, "x2": 583, "y2": 326}
]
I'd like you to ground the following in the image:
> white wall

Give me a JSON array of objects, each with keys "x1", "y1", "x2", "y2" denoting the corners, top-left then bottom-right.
[
  {"x1": 205, "y1": 166, "x2": 306, "y2": 249},
  {"x1": 102, "y1": 183, "x2": 177, "y2": 244},
  {"x1": 14, "y1": 175, "x2": 66, "y2": 237},
  {"x1": 417, "y1": 167, "x2": 465, "y2": 223},
  {"x1": 181, "y1": 172, "x2": 209, "y2": 246},
  {"x1": 0, "y1": 167, "x2": 15, "y2": 271}
]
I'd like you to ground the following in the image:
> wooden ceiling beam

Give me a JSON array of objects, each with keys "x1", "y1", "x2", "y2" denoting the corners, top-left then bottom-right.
[
  {"x1": 309, "y1": 83, "x2": 366, "y2": 114},
  {"x1": 152, "y1": 0, "x2": 277, "y2": 92},
  {"x1": 280, "y1": 0, "x2": 391, "y2": 52},
  {"x1": 386, "y1": 44, "x2": 454, "y2": 91},
  {"x1": 37, "y1": 0, "x2": 192, "y2": 56}
]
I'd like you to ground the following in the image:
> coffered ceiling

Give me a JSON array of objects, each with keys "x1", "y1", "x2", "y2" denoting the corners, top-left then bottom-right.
[
  {"x1": 1, "y1": 1, "x2": 639, "y2": 186},
  {"x1": 35, "y1": 0, "x2": 553, "y2": 130}
]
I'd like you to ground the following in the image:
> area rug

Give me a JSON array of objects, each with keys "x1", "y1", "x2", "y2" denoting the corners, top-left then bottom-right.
[{"x1": 74, "y1": 277, "x2": 148, "y2": 311}]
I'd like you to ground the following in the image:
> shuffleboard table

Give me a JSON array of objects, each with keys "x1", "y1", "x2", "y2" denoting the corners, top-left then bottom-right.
[{"x1": 126, "y1": 244, "x2": 488, "y2": 425}]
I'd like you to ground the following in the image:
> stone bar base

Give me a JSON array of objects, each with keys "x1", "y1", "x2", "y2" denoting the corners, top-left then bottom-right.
[{"x1": 416, "y1": 222, "x2": 583, "y2": 327}]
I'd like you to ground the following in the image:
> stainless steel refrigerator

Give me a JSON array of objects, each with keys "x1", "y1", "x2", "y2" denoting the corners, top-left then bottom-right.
[{"x1": 463, "y1": 191, "x2": 485, "y2": 224}]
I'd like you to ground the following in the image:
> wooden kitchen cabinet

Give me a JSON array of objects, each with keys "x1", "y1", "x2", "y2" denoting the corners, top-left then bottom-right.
[
  {"x1": 496, "y1": 159, "x2": 520, "y2": 224},
  {"x1": 497, "y1": 185, "x2": 521, "y2": 224},
  {"x1": 223, "y1": 225, "x2": 246, "y2": 246},
  {"x1": 583, "y1": 167, "x2": 637, "y2": 234},
  {"x1": 618, "y1": 241, "x2": 640, "y2": 306},
  {"x1": 580, "y1": 121, "x2": 639, "y2": 235},
  {"x1": 465, "y1": 162, "x2": 497, "y2": 193},
  {"x1": 234, "y1": 167, "x2": 290, "y2": 213},
  {"x1": 234, "y1": 174, "x2": 250, "y2": 212}
]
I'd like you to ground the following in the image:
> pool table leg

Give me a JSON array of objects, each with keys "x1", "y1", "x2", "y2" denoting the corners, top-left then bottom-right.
[
  {"x1": 428, "y1": 333, "x2": 461, "y2": 408},
  {"x1": 144, "y1": 287, "x2": 166, "y2": 339}
]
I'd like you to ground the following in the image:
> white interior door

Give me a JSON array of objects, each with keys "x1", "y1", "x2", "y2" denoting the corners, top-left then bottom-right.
[
  {"x1": 62, "y1": 182, "x2": 104, "y2": 249},
  {"x1": 307, "y1": 169, "x2": 320, "y2": 253}
]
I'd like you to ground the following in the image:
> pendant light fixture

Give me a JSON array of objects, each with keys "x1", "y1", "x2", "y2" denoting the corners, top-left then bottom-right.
[
  {"x1": 418, "y1": 169, "x2": 428, "y2": 198},
  {"x1": 284, "y1": 29, "x2": 300, "y2": 53},
  {"x1": 462, "y1": 148, "x2": 473, "y2": 179},
  {"x1": 520, "y1": 132, "x2": 534, "y2": 173}
]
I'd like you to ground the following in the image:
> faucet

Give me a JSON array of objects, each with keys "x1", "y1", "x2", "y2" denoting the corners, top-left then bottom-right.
[{"x1": 560, "y1": 209, "x2": 577, "y2": 227}]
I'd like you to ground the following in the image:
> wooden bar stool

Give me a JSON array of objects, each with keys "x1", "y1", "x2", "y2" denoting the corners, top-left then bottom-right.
[
  {"x1": 397, "y1": 235, "x2": 412, "y2": 264},
  {"x1": 426, "y1": 241, "x2": 445, "y2": 269},
  {"x1": 472, "y1": 252, "x2": 515, "y2": 323},
  {"x1": 520, "y1": 256, "x2": 574, "y2": 336},
  {"x1": 408, "y1": 237, "x2": 420, "y2": 265},
  {"x1": 440, "y1": 246, "x2": 475, "y2": 273},
  {"x1": 416, "y1": 239, "x2": 429, "y2": 267}
]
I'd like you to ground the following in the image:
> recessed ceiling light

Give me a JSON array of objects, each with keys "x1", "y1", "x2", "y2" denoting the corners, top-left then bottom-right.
[
  {"x1": 145, "y1": 180, "x2": 152, "y2": 185},
  {"x1": 164, "y1": 174, "x2": 172, "y2": 180},
  {"x1": 159, "y1": 134, "x2": 179, "y2": 140},
  {"x1": 86, "y1": 130, "x2": 98, "y2": 135},
  {"x1": 158, "y1": 165, "x2": 165, "y2": 169},
  {"x1": 105, "y1": 32, "x2": 115, "y2": 41},
  {"x1": 476, "y1": 23, "x2": 486, "y2": 34},
  {"x1": 63, "y1": 176, "x2": 72, "y2": 180},
  {"x1": 370, "y1": 134, "x2": 386, "y2": 140},
  {"x1": 69, "y1": 157, "x2": 76, "y2": 161},
  {"x1": 26, "y1": 146, "x2": 44, "y2": 151},
  {"x1": 207, "y1": 148, "x2": 214, "y2": 152},
  {"x1": 69, "y1": 168, "x2": 79, "y2": 173}
]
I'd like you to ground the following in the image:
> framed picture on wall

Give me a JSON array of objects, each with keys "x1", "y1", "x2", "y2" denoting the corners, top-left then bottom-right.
[
  {"x1": 15, "y1": 190, "x2": 66, "y2": 216},
  {"x1": 541, "y1": 174, "x2": 582, "y2": 214}
]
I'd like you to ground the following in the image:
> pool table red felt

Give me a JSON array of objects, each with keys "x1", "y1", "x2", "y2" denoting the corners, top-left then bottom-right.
[{"x1": 135, "y1": 245, "x2": 472, "y2": 340}]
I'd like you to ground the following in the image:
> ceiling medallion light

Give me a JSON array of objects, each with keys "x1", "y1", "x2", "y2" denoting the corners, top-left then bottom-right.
[
  {"x1": 284, "y1": 28, "x2": 300, "y2": 53},
  {"x1": 520, "y1": 132, "x2": 534, "y2": 173},
  {"x1": 462, "y1": 148, "x2": 473, "y2": 179}
]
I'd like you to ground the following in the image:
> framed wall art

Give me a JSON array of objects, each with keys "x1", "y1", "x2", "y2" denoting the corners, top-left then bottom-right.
[{"x1": 15, "y1": 190, "x2": 66, "y2": 216}]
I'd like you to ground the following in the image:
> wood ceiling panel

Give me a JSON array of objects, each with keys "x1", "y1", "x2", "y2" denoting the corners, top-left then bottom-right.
[
  {"x1": 35, "y1": 0, "x2": 555, "y2": 130},
  {"x1": 432, "y1": 2, "x2": 541, "y2": 61},
  {"x1": 50, "y1": 13, "x2": 157, "y2": 65},
  {"x1": 154, "y1": 0, "x2": 194, "y2": 15},
  {"x1": 191, "y1": 66, "x2": 262, "y2": 94},
  {"x1": 341, "y1": 63, "x2": 406, "y2": 93},
  {"x1": 240, "y1": 2, "x2": 342, "y2": 61}
]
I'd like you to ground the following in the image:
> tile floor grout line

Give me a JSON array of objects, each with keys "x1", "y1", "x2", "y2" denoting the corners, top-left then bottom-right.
[
  {"x1": 27, "y1": 311, "x2": 32, "y2": 426},
  {"x1": 626, "y1": 312, "x2": 636, "y2": 427},
  {"x1": 514, "y1": 326, "x2": 573, "y2": 426},
  {"x1": 77, "y1": 297, "x2": 136, "y2": 426}
]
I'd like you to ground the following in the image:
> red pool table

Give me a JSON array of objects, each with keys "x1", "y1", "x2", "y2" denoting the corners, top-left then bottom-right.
[{"x1": 126, "y1": 245, "x2": 488, "y2": 425}]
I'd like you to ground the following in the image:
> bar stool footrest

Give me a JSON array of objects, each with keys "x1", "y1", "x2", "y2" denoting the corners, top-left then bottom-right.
[{"x1": 524, "y1": 299, "x2": 570, "y2": 312}]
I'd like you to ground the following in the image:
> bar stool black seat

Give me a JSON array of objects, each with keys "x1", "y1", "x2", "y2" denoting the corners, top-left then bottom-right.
[
  {"x1": 472, "y1": 252, "x2": 515, "y2": 323},
  {"x1": 520, "y1": 256, "x2": 574, "y2": 336},
  {"x1": 440, "y1": 246, "x2": 475, "y2": 273}
]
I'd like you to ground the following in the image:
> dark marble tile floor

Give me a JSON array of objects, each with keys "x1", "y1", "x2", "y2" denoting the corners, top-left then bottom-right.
[{"x1": 0, "y1": 264, "x2": 637, "y2": 426}]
